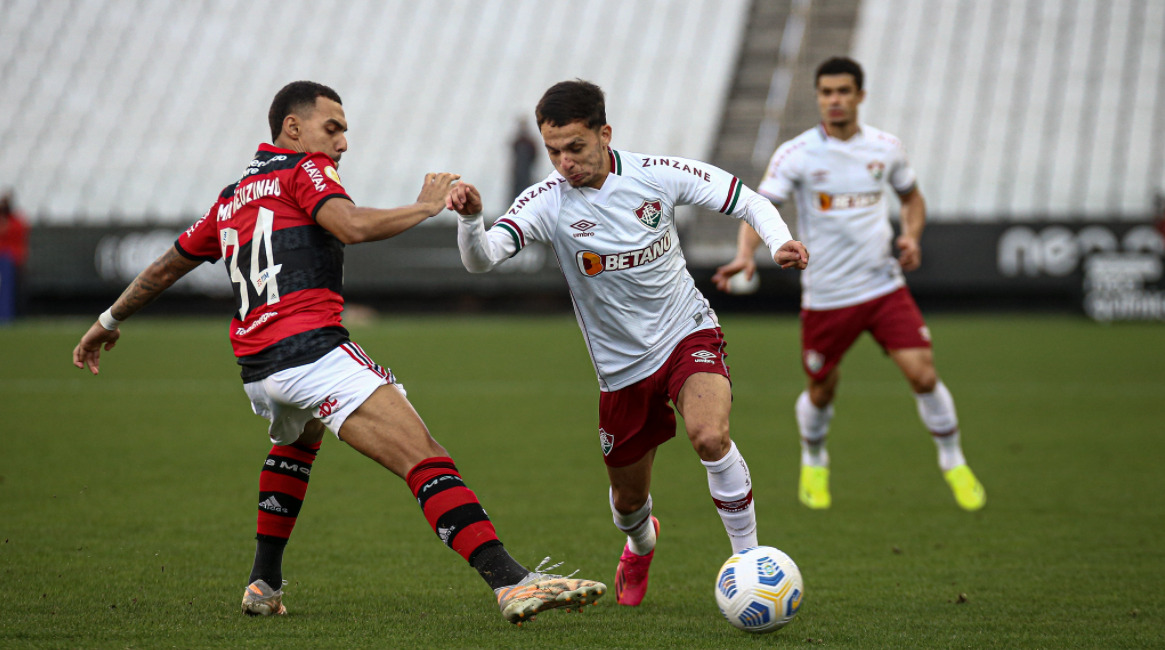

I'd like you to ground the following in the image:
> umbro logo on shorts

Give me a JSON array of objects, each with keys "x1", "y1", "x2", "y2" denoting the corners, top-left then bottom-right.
[{"x1": 691, "y1": 350, "x2": 717, "y2": 364}]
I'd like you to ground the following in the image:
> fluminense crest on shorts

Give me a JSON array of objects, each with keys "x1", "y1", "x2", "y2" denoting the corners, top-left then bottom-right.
[
  {"x1": 599, "y1": 428, "x2": 614, "y2": 455},
  {"x1": 804, "y1": 349, "x2": 824, "y2": 374},
  {"x1": 634, "y1": 199, "x2": 664, "y2": 230}
]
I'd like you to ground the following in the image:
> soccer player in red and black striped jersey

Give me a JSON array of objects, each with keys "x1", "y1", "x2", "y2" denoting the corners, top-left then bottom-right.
[{"x1": 72, "y1": 81, "x2": 604, "y2": 624}]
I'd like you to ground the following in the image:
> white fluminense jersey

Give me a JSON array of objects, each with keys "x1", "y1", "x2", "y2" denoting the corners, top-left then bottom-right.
[
  {"x1": 758, "y1": 123, "x2": 917, "y2": 310},
  {"x1": 460, "y1": 147, "x2": 793, "y2": 391}
]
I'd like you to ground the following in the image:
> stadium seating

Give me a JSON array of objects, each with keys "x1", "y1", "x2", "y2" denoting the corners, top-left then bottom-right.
[
  {"x1": 0, "y1": 0, "x2": 750, "y2": 225},
  {"x1": 852, "y1": 0, "x2": 1165, "y2": 220}
]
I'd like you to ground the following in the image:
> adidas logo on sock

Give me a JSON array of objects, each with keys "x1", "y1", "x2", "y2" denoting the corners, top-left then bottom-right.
[{"x1": 259, "y1": 496, "x2": 289, "y2": 514}]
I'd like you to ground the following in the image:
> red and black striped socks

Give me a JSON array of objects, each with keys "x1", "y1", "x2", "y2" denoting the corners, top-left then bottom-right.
[
  {"x1": 249, "y1": 439, "x2": 321, "y2": 586},
  {"x1": 406, "y1": 456, "x2": 527, "y2": 589}
]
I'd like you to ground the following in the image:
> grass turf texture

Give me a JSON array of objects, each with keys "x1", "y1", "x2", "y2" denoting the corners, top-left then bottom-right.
[{"x1": 1, "y1": 314, "x2": 1162, "y2": 648}]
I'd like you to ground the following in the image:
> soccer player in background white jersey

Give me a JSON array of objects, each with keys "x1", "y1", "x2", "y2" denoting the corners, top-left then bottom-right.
[
  {"x1": 448, "y1": 80, "x2": 808, "y2": 607},
  {"x1": 713, "y1": 57, "x2": 986, "y2": 512}
]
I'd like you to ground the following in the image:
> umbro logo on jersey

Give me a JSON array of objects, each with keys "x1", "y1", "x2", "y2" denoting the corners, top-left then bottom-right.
[
  {"x1": 634, "y1": 199, "x2": 664, "y2": 230},
  {"x1": 259, "y1": 496, "x2": 289, "y2": 514},
  {"x1": 571, "y1": 219, "x2": 597, "y2": 238},
  {"x1": 691, "y1": 350, "x2": 717, "y2": 364}
]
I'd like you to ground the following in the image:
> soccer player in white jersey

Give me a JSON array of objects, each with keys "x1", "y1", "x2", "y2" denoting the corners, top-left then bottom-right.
[
  {"x1": 713, "y1": 57, "x2": 986, "y2": 512},
  {"x1": 447, "y1": 80, "x2": 808, "y2": 607}
]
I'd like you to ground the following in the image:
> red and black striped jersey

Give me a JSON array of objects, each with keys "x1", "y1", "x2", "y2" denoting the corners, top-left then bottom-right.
[{"x1": 176, "y1": 143, "x2": 352, "y2": 382}]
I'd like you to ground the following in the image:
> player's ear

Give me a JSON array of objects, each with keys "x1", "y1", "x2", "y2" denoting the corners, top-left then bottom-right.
[
  {"x1": 283, "y1": 114, "x2": 300, "y2": 141},
  {"x1": 599, "y1": 124, "x2": 612, "y2": 146}
]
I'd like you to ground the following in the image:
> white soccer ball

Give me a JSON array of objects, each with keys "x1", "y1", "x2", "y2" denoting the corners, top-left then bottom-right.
[
  {"x1": 726, "y1": 270, "x2": 760, "y2": 295},
  {"x1": 714, "y1": 545, "x2": 803, "y2": 633}
]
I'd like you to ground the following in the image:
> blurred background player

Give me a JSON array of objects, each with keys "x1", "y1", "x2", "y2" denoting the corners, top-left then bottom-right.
[
  {"x1": 0, "y1": 190, "x2": 29, "y2": 323},
  {"x1": 72, "y1": 80, "x2": 604, "y2": 624},
  {"x1": 713, "y1": 57, "x2": 986, "y2": 512},
  {"x1": 449, "y1": 80, "x2": 808, "y2": 607},
  {"x1": 509, "y1": 117, "x2": 539, "y2": 203}
]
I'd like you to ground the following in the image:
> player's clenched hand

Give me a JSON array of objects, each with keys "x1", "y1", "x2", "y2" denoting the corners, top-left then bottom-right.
[
  {"x1": 712, "y1": 257, "x2": 756, "y2": 293},
  {"x1": 416, "y1": 172, "x2": 461, "y2": 215},
  {"x1": 896, "y1": 235, "x2": 921, "y2": 271},
  {"x1": 73, "y1": 322, "x2": 120, "y2": 376},
  {"x1": 775, "y1": 240, "x2": 809, "y2": 270},
  {"x1": 446, "y1": 183, "x2": 483, "y2": 216}
]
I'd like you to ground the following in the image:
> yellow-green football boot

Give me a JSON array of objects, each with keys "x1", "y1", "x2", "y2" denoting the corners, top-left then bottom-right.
[
  {"x1": 798, "y1": 465, "x2": 831, "y2": 509},
  {"x1": 944, "y1": 465, "x2": 986, "y2": 511}
]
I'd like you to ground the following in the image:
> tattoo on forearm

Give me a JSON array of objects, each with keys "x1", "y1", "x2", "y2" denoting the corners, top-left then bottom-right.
[{"x1": 110, "y1": 247, "x2": 199, "y2": 320}]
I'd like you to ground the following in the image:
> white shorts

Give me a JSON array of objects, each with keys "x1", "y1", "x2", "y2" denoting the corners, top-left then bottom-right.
[{"x1": 243, "y1": 341, "x2": 404, "y2": 445}]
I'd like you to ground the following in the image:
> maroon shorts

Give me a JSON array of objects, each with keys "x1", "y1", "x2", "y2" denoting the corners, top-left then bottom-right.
[
  {"x1": 597, "y1": 327, "x2": 731, "y2": 468},
  {"x1": 800, "y1": 287, "x2": 930, "y2": 381}
]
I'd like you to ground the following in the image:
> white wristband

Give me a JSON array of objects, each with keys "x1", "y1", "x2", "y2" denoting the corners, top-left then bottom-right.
[{"x1": 98, "y1": 308, "x2": 122, "y2": 331}]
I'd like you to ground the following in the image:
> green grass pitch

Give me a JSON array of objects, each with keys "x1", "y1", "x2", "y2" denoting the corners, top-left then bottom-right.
[{"x1": 1, "y1": 314, "x2": 1162, "y2": 648}]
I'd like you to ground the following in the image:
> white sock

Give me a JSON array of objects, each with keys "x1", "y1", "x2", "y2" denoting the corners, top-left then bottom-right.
[
  {"x1": 702, "y1": 441, "x2": 758, "y2": 553},
  {"x1": 915, "y1": 380, "x2": 966, "y2": 472},
  {"x1": 795, "y1": 390, "x2": 832, "y2": 467},
  {"x1": 610, "y1": 489, "x2": 656, "y2": 555}
]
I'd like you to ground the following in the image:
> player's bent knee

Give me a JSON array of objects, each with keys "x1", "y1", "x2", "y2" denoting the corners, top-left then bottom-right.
[
  {"x1": 908, "y1": 370, "x2": 938, "y2": 394},
  {"x1": 689, "y1": 426, "x2": 731, "y2": 462},
  {"x1": 611, "y1": 490, "x2": 650, "y2": 514}
]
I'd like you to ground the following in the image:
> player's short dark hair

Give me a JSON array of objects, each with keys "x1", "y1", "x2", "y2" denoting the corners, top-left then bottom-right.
[
  {"x1": 815, "y1": 57, "x2": 864, "y2": 91},
  {"x1": 268, "y1": 81, "x2": 343, "y2": 142},
  {"x1": 535, "y1": 80, "x2": 607, "y2": 130}
]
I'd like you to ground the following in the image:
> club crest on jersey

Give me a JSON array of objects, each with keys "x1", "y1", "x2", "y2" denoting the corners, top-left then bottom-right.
[
  {"x1": 599, "y1": 428, "x2": 614, "y2": 456},
  {"x1": 867, "y1": 160, "x2": 885, "y2": 181},
  {"x1": 634, "y1": 199, "x2": 664, "y2": 230},
  {"x1": 575, "y1": 230, "x2": 673, "y2": 277}
]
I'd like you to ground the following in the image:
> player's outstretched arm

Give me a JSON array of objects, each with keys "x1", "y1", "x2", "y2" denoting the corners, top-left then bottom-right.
[
  {"x1": 73, "y1": 246, "x2": 202, "y2": 375},
  {"x1": 449, "y1": 183, "x2": 519, "y2": 273},
  {"x1": 316, "y1": 172, "x2": 460, "y2": 244},
  {"x1": 712, "y1": 222, "x2": 763, "y2": 292}
]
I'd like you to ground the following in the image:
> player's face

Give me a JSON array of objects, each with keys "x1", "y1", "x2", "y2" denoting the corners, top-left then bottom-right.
[
  {"x1": 540, "y1": 120, "x2": 612, "y2": 189},
  {"x1": 816, "y1": 74, "x2": 864, "y2": 128},
  {"x1": 296, "y1": 97, "x2": 349, "y2": 165}
]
